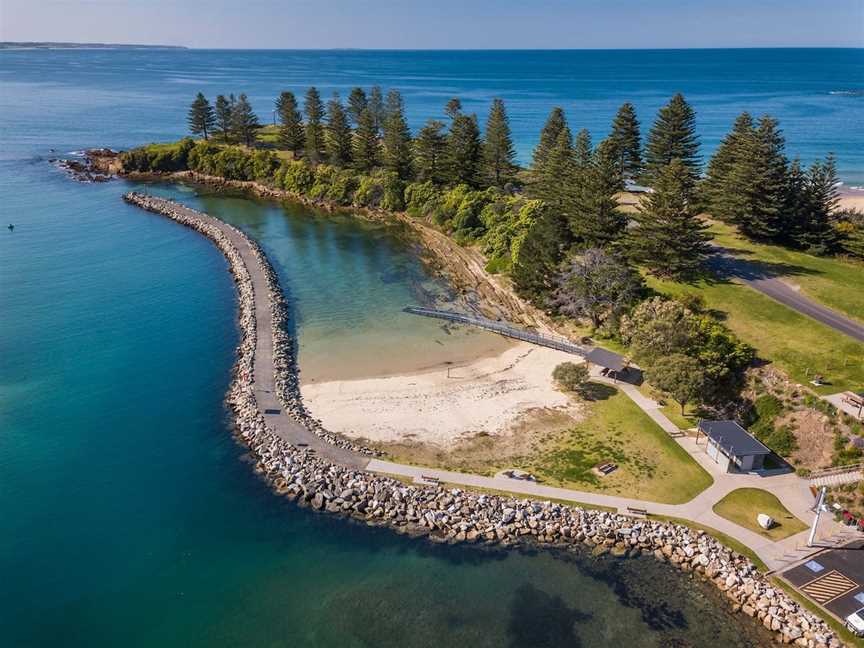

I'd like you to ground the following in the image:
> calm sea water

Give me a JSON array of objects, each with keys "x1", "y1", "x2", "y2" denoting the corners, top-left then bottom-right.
[{"x1": 2, "y1": 48, "x2": 854, "y2": 647}]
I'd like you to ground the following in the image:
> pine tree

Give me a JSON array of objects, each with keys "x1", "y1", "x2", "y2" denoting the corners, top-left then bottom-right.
[
  {"x1": 608, "y1": 102, "x2": 642, "y2": 178},
  {"x1": 214, "y1": 94, "x2": 233, "y2": 142},
  {"x1": 572, "y1": 128, "x2": 594, "y2": 178},
  {"x1": 784, "y1": 157, "x2": 810, "y2": 245},
  {"x1": 353, "y1": 108, "x2": 380, "y2": 173},
  {"x1": 381, "y1": 89, "x2": 413, "y2": 179},
  {"x1": 719, "y1": 115, "x2": 788, "y2": 241},
  {"x1": 445, "y1": 112, "x2": 482, "y2": 186},
  {"x1": 569, "y1": 139, "x2": 626, "y2": 248},
  {"x1": 274, "y1": 91, "x2": 303, "y2": 153},
  {"x1": 413, "y1": 119, "x2": 447, "y2": 183},
  {"x1": 701, "y1": 112, "x2": 754, "y2": 215},
  {"x1": 368, "y1": 86, "x2": 385, "y2": 132},
  {"x1": 230, "y1": 93, "x2": 260, "y2": 147},
  {"x1": 445, "y1": 97, "x2": 463, "y2": 120},
  {"x1": 627, "y1": 158, "x2": 712, "y2": 278},
  {"x1": 325, "y1": 93, "x2": 353, "y2": 167},
  {"x1": 482, "y1": 98, "x2": 516, "y2": 188},
  {"x1": 644, "y1": 93, "x2": 700, "y2": 186},
  {"x1": 533, "y1": 126, "x2": 574, "y2": 210},
  {"x1": 511, "y1": 203, "x2": 566, "y2": 301},
  {"x1": 798, "y1": 154, "x2": 841, "y2": 253},
  {"x1": 303, "y1": 86, "x2": 325, "y2": 163},
  {"x1": 188, "y1": 92, "x2": 215, "y2": 140},
  {"x1": 532, "y1": 107, "x2": 567, "y2": 172},
  {"x1": 347, "y1": 87, "x2": 368, "y2": 125}
]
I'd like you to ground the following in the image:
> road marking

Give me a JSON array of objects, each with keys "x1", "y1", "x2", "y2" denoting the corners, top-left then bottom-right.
[{"x1": 800, "y1": 570, "x2": 858, "y2": 604}]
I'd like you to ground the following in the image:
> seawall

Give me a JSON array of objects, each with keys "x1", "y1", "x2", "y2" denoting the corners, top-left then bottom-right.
[{"x1": 121, "y1": 192, "x2": 844, "y2": 648}]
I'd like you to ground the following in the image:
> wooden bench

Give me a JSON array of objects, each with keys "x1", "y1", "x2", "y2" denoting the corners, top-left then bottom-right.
[
  {"x1": 627, "y1": 507, "x2": 648, "y2": 517},
  {"x1": 420, "y1": 474, "x2": 440, "y2": 484}
]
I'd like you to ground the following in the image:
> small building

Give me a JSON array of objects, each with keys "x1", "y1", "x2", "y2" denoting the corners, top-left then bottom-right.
[{"x1": 696, "y1": 420, "x2": 772, "y2": 472}]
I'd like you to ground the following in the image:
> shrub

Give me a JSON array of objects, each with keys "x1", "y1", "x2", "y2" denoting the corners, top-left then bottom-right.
[
  {"x1": 354, "y1": 174, "x2": 385, "y2": 208},
  {"x1": 281, "y1": 160, "x2": 314, "y2": 194},
  {"x1": 552, "y1": 362, "x2": 590, "y2": 392}
]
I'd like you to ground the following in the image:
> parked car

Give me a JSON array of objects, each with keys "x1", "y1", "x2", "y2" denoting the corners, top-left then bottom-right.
[{"x1": 846, "y1": 608, "x2": 864, "y2": 638}]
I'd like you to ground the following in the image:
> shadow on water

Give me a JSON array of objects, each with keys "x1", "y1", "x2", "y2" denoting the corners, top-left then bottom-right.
[{"x1": 506, "y1": 583, "x2": 591, "y2": 648}]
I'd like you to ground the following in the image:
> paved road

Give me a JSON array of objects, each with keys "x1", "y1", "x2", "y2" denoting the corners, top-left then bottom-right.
[{"x1": 709, "y1": 249, "x2": 864, "y2": 343}]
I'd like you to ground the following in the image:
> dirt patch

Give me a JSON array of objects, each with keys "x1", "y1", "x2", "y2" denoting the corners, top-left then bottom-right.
[
  {"x1": 375, "y1": 406, "x2": 583, "y2": 476},
  {"x1": 781, "y1": 410, "x2": 835, "y2": 469}
]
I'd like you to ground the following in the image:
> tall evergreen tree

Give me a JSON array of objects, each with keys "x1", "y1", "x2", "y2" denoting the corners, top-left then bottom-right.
[
  {"x1": 445, "y1": 112, "x2": 483, "y2": 186},
  {"x1": 188, "y1": 92, "x2": 215, "y2": 140},
  {"x1": 274, "y1": 91, "x2": 303, "y2": 153},
  {"x1": 353, "y1": 108, "x2": 380, "y2": 172},
  {"x1": 482, "y1": 98, "x2": 517, "y2": 187},
  {"x1": 303, "y1": 86, "x2": 325, "y2": 163},
  {"x1": 230, "y1": 93, "x2": 260, "y2": 147},
  {"x1": 368, "y1": 86, "x2": 385, "y2": 132},
  {"x1": 627, "y1": 158, "x2": 712, "y2": 278},
  {"x1": 381, "y1": 90, "x2": 413, "y2": 179},
  {"x1": 214, "y1": 94, "x2": 233, "y2": 141},
  {"x1": 511, "y1": 204, "x2": 566, "y2": 301},
  {"x1": 445, "y1": 97, "x2": 463, "y2": 120},
  {"x1": 347, "y1": 87, "x2": 368, "y2": 125},
  {"x1": 608, "y1": 102, "x2": 642, "y2": 178},
  {"x1": 325, "y1": 93, "x2": 353, "y2": 166},
  {"x1": 569, "y1": 139, "x2": 626, "y2": 248},
  {"x1": 572, "y1": 128, "x2": 594, "y2": 178},
  {"x1": 701, "y1": 112, "x2": 754, "y2": 214},
  {"x1": 798, "y1": 154, "x2": 841, "y2": 253},
  {"x1": 413, "y1": 119, "x2": 447, "y2": 183},
  {"x1": 532, "y1": 107, "x2": 567, "y2": 172},
  {"x1": 644, "y1": 93, "x2": 700, "y2": 186},
  {"x1": 533, "y1": 126, "x2": 575, "y2": 211}
]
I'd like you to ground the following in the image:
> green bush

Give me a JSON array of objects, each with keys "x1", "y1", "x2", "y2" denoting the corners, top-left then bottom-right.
[{"x1": 281, "y1": 160, "x2": 314, "y2": 194}]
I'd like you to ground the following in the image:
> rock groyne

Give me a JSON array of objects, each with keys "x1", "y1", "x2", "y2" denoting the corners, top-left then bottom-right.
[{"x1": 122, "y1": 192, "x2": 844, "y2": 648}]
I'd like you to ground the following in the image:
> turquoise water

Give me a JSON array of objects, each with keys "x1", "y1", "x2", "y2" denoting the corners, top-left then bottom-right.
[{"x1": 3, "y1": 48, "x2": 853, "y2": 646}]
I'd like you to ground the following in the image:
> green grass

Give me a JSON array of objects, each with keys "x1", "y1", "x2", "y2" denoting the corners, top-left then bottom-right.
[
  {"x1": 647, "y1": 273, "x2": 864, "y2": 393},
  {"x1": 525, "y1": 383, "x2": 713, "y2": 505},
  {"x1": 651, "y1": 514, "x2": 768, "y2": 571},
  {"x1": 712, "y1": 488, "x2": 809, "y2": 541},
  {"x1": 772, "y1": 577, "x2": 864, "y2": 647},
  {"x1": 710, "y1": 220, "x2": 864, "y2": 324},
  {"x1": 439, "y1": 482, "x2": 617, "y2": 513}
]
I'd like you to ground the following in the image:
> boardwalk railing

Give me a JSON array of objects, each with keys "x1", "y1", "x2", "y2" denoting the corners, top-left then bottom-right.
[
  {"x1": 809, "y1": 462, "x2": 864, "y2": 487},
  {"x1": 403, "y1": 306, "x2": 588, "y2": 356}
]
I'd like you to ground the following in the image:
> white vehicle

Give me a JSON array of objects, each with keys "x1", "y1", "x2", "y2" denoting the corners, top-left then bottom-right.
[{"x1": 846, "y1": 608, "x2": 864, "y2": 637}]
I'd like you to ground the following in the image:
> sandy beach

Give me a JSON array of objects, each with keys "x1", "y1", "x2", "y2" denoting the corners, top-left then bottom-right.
[
  {"x1": 838, "y1": 190, "x2": 864, "y2": 212},
  {"x1": 301, "y1": 342, "x2": 582, "y2": 447}
]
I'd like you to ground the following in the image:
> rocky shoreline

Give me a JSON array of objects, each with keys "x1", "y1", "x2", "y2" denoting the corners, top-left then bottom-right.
[{"x1": 121, "y1": 191, "x2": 844, "y2": 648}]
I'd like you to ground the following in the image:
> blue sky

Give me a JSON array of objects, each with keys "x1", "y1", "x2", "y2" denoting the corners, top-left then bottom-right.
[{"x1": 2, "y1": 0, "x2": 862, "y2": 48}]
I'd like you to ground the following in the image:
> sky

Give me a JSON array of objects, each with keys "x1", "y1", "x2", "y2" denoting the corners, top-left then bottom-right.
[{"x1": 1, "y1": 0, "x2": 862, "y2": 49}]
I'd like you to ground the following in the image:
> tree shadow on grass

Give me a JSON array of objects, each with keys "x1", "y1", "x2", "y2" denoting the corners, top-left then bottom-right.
[
  {"x1": 580, "y1": 382, "x2": 617, "y2": 402},
  {"x1": 706, "y1": 249, "x2": 819, "y2": 283}
]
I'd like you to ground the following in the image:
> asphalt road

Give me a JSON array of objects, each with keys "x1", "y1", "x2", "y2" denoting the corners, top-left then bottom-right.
[{"x1": 709, "y1": 250, "x2": 864, "y2": 344}]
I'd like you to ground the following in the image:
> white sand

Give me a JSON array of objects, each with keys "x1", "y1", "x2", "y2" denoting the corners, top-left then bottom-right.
[{"x1": 301, "y1": 343, "x2": 582, "y2": 447}]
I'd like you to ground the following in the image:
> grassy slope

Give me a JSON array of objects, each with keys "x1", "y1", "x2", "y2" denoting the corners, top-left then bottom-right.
[
  {"x1": 525, "y1": 383, "x2": 714, "y2": 505},
  {"x1": 710, "y1": 220, "x2": 864, "y2": 324},
  {"x1": 647, "y1": 273, "x2": 864, "y2": 393},
  {"x1": 712, "y1": 488, "x2": 808, "y2": 541}
]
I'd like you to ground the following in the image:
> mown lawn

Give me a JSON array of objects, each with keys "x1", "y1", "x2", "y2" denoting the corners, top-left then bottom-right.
[
  {"x1": 713, "y1": 488, "x2": 808, "y2": 541},
  {"x1": 647, "y1": 274, "x2": 864, "y2": 393},
  {"x1": 709, "y1": 220, "x2": 864, "y2": 324},
  {"x1": 525, "y1": 383, "x2": 714, "y2": 504}
]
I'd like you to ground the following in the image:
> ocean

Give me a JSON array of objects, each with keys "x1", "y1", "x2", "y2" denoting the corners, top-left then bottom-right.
[{"x1": 2, "y1": 48, "x2": 859, "y2": 647}]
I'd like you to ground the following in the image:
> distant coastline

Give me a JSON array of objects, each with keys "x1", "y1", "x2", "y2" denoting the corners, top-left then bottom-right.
[{"x1": 0, "y1": 41, "x2": 186, "y2": 50}]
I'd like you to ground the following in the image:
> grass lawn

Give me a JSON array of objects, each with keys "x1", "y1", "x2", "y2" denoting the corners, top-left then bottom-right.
[
  {"x1": 647, "y1": 274, "x2": 864, "y2": 394},
  {"x1": 710, "y1": 220, "x2": 864, "y2": 324},
  {"x1": 712, "y1": 488, "x2": 808, "y2": 541},
  {"x1": 524, "y1": 383, "x2": 714, "y2": 504}
]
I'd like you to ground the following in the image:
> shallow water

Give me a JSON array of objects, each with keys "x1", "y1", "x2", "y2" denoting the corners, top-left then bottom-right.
[{"x1": 2, "y1": 48, "x2": 845, "y2": 646}]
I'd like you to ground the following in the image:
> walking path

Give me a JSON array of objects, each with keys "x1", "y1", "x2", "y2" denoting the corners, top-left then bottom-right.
[{"x1": 129, "y1": 194, "x2": 842, "y2": 574}]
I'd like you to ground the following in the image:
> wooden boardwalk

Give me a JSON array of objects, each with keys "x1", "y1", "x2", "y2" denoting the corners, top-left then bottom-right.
[{"x1": 403, "y1": 306, "x2": 588, "y2": 356}]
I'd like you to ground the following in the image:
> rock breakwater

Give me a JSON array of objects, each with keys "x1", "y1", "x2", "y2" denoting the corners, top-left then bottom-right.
[{"x1": 121, "y1": 192, "x2": 844, "y2": 648}]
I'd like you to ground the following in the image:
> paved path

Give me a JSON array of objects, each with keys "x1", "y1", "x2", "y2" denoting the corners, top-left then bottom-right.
[
  {"x1": 710, "y1": 249, "x2": 864, "y2": 343},
  {"x1": 132, "y1": 195, "x2": 840, "y2": 573}
]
